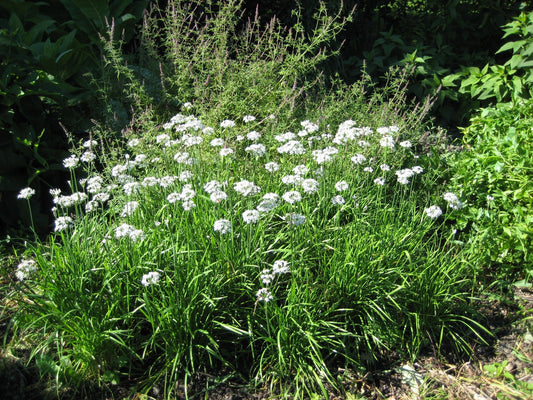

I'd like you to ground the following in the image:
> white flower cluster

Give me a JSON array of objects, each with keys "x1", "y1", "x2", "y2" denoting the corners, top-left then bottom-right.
[{"x1": 15, "y1": 259, "x2": 38, "y2": 281}]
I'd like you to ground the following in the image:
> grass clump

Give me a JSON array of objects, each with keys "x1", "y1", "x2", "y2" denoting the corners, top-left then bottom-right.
[{"x1": 8, "y1": 109, "x2": 488, "y2": 398}]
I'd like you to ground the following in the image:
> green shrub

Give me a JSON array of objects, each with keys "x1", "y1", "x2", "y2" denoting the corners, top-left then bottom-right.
[{"x1": 446, "y1": 98, "x2": 533, "y2": 287}]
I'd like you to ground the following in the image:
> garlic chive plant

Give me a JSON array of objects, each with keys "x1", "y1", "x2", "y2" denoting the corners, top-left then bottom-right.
[{"x1": 13, "y1": 108, "x2": 486, "y2": 398}]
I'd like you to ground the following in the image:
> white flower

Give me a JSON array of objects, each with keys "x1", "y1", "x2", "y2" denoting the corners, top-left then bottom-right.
[
  {"x1": 272, "y1": 260, "x2": 290, "y2": 274},
  {"x1": 167, "y1": 192, "x2": 182, "y2": 204},
  {"x1": 18, "y1": 187, "x2": 35, "y2": 200},
  {"x1": 54, "y1": 216, "x2": 74, "y2": 232},
  {"x1": 121, "y1": 201, "x2": 139, "y2": 217},
  {"x1": 395, "y1": 168, "x2": 415, "y2": 185},
  {"x1": 210, "y1": 191, "x2": 227, "y2": 203},
  {"x1": 443, "y1": 192, "x2": 463, "y2": 210},
  {"x1": 210, "y1": 138, "x2": 225, "y2": 147},
  {"x1": 182, "y1": 200, "x2": 196, "y2": 211},
  {"x1": 204, "y1": 180, "x2": 223, "y2": 194},
  {"x1": 15, "y1": 259, "x2": 38, "y2": 281},
  {"x1": 281, "y1": 175, "x2": 303, "y2": 186},
  {"x1": 351, "y1": 153, "x2": 367, "y2": 164},
  {"x1": 115, "y1": 223, "x2": 135, "y2": 238},
  {"x1": 374, "y1": 177, "x2": 386, "y2": 185},
  {"x1": 86, "y1": 176, "x2": 104, "y2": 193},
  {"x1": 49, "y1": 188, "x2": 61, "y2": 197},
  {"x1": 399, "y1": 140, "x2": 412, "y2": 148},
  {"x1": 282, "y1": 190, "x2": 302, "y2": 204},
  {"x1": 179, "y1": 170, "x2": 193, "y2": 182},
  {"x1": 380, "y1": 135, "x2": 395, "y2": 149},
  {"x1": 245, "y1": 143, "x2": 266, "y2": 156},
  {"x1": 129, "y1": 229, "x2": 146, "y2": 242},
  {"x1": 256, "y1": 193, "x2": 280, "y2": 213},
  {"x1": 264, "y1": 162, "x2": 279, "y2": 173},
  {"x1": 182, "y1": 135, "x2": 203, "y2": 147},
  {"x1": 203, "y1": 127, "x2": 214, "y2": 135},
  {"x1": 260, "y1": 269, "x2": 274, "y2": 285},
  {"x1": 292, "y1": 164, "x2": 309, "y2": 176},
  {"x1": 220, "y1": 119, "x2": 235, "y2": 128},
  {"x1": 243, "y1": 115, "x2": 256, "y2": 123},
  {"x1": 233, "y1": 180, "x2": 260, "y2": 197},
  {"x1": 277, "y1": 140, "x2": 305, "y2": 155},
  {"x1": 174, "y1": 151, "x2": 190, "y2": 164},
  {"x1": 180, "y1": 184, "x2": 195, "y2": 201},
  {"x1": 213, "y1": 219, "x2": 232, "y2": 234},
  {"x1": 335, "y1": 181, "x2": 349, "y2": 192},
  {"x1": 85, "y1": 200, "x2": 98, "y2": 213},
  {"x1": 301, "y1": 178, "x2": 319, "y2": 194},
  {"x1": 363, "y1": 166, "x2": 374, "y2": 173},
  {"x1": 81, "y1": 151, "x2": 96, "y2": 163},
  {"x1": 219, "y1": 148, "x2": 234, "y2": 157},
  {"x1": 236, "y1": 135, "x2": 245, "y2": 141},
  {"x1": 141, "y1": 271, "x2": 161, "y2": 287},
  {"x1": 301, "y1": 120, "x2": 319, "y2": 133},
  {"x1": 380, "y1": 164, "x2": 391, "y2": 171},
  {"x1": 83, "y1": 139, "x2": 98, "y2": 148},
  {"x1": 183, "y1": 102, "x2": 193, "y2": 110},
  {"x1": 424, "y1": 205, "x2": 443, "y2": 219},
  {"x1": 487, "y1": 195, "x2": 495, "y2": 202},
  {"x1": 246, "y1": 131, "x2": 261, "y2": 141},
  {"x1": 275, "y1": 132, "x2": 296, "y2": 142},
  {"x1": 331, "y1": 195, "x2": 345, "y2": 205},
  {"x1": 63, "y1": 155, "x2": 79, "y2": 169},
  {"x1": 285, "y1": 213, "x2": 306, "y2": 226},
  {"x1": 111, "y1": 164, "x2": 128, "y2": 177},
  {"x1": 123, "y1": 182, "x2": 140, "y2": 196},
  {"x1": 256, "y1": 288, "x2": 273, "y2": 302},
  {"x1": 412, "y1": 166, "x2": 424, "y2": 174},
  {"x1": 128, "y1": 138, "x2": 140, "y2": 148},
  {"x1": 159, "y1": 175, "x2": 178, "y2": 188},
  {"x1": 242, "y1": 209, "x2": 260, "y2": 224}
]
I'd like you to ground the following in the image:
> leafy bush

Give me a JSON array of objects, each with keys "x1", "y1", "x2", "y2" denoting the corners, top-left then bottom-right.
[
  {"x1": 0, "y1": 0, "x2": 148, "y2": 234},
  {"x1": 446, "y1": 98, "x2": 533, "y2": 287},
  {"x1": 449, "y1": 10, "x2": 533, "y2": 104}
]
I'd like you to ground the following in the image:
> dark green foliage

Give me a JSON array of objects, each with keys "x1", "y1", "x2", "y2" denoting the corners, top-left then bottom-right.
[{"x1": 0, "y1": 0, "x2": 148, "y2": 234}]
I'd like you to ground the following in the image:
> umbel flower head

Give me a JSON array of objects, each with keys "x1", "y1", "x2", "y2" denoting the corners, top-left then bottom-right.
[{"x1": 17, "y1": 187, "x2": 35, "y2": 200}]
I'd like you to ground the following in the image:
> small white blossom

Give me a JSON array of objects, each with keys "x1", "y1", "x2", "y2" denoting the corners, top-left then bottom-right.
[
  {"x1": 219, "y1": 148, "x2": 234, "y2": 157},
  {"x1": 285, "y1": 213, "x2": 306, "y2": 226},
  {"x1": 242, "y1": 209, "x2": 260, "y2": 224},
  {"x1": 264, "y1": 162, "x2": 279, "y2": 173},
  {"x1": 282, "y1": 190, "x2": 302, "y2": 204},
  {"x1": 443, "y1": 192, "x2": 464, "y2": 210},
  {"x1": 380, "y1": 135, "x2": 395, "y2": 149},
  {"x1": 256, "y1": 287, "x2": 273, "y2": 302},
  {"x1": 213, "y1": 219, "x2": 232, "y2": 234},
  {"x1": 245, "y1": 143, "x2": 266, "y2": 156},
  {"x1": 424, "y1": 205, "x2": 443, "y2": 219},
  {"x1": 141, "y1": 271, "x2": 161, "y2": 287},
  {"x1": 81, "y1": 151, "x2": 96, "y2": 163},
  {"x1": 272, "y1": 260, "x2": 290, "y2": 275},
  {"x1": 17, "y1": 187, "x2": 35, "y2": 200},
  {"x1": 63, "y1": 155, "x2": 79, "y2": 169},
  {"x1": 54, "y1": 216, "x2": 74, "y2": 232},
  {"x1": 399, "y1": 140, "x2": 412, "y2": 148},
  {"x1": 234, "y1": 180, "x2": 260, "y2": 197},
  {"x1": 121, "y1": 201, "x2": 139, "y2": 217},
  {"x1": 15, "y1": 259, "x2": 38, "y2": 281},
  {"x1": 260, "y1": 269, "x2": 274, "y2": 285},
  {"x1": 374, "y1": 177, "x2": 386, "y2": 185},
  {"x1": 128, "y1": 138, "x2": 140, "y2": 148},
  {"x1": 220, "y1": 120, "x2": 235, "y2": 129},
  {"x1": 331, "y1": 195, "x2": 345, "y2": 205},
  {"x1": 246, "y1": 131, "x2": 261, "y2": 141},
  {"x1": 335, "y1": 181, "x2": 349, "y2": 192},
  {"x1": 243, "y1": 115, "x2": 256, "y2": 123},
  {"x1": 210, "y1": 138, "x2": 224, "y2": 147},
  {"x1": 301, "y1": 178, "x2": 319, "y2": 194}
]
